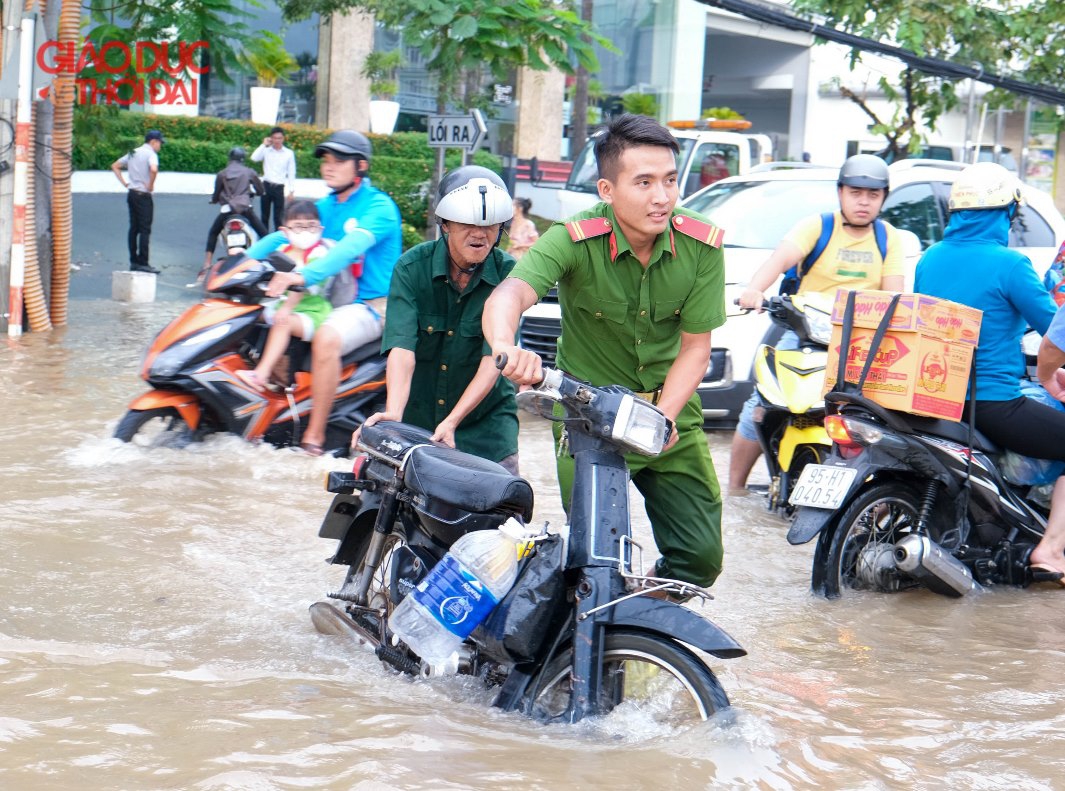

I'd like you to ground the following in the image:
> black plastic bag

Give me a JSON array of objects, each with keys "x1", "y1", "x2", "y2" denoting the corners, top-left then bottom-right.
[{"x1": 473, "y1": 534, "x2": 566, "y2": 664}]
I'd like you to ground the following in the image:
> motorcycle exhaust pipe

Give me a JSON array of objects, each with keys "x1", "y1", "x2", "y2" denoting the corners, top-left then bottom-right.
[{"x1": 893, "y1": 534, "x2": 979, "y2": 598}]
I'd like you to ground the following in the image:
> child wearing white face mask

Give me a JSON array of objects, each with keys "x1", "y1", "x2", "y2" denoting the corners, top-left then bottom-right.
[{"x1": 238, "y1": 201, "x2": 360, "y2": 392}]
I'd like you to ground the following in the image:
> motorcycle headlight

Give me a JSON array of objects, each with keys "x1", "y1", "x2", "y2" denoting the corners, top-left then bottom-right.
[
  {"x1": 803, "y1": 306, "x2": 833, "y2": 345},
  {"x1": 612, "y1": 395, "x2": 668, "y2": 455}
]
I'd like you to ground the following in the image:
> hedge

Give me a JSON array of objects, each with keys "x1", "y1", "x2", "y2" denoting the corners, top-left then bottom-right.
[{"x1": 73, "y1": 106, "x2": 503, "y2": 229}]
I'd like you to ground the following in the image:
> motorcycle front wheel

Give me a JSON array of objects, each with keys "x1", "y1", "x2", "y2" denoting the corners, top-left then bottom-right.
[
  {"x1": 525, "y1": 630, "x2": 729, "y2": 725},
  {"x1": 340, "y1": 528, "x2": 406, "y2": 615},
  {"x1": 816, "y1": 481, "x2": 927, "y2": 598},
  {"x1": 114, "y1": 407, "x2": 199, "y2": 448}
]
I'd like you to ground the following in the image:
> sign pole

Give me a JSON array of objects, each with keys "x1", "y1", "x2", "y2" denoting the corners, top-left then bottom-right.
[{"x1": 434, "y1": 146, "x2": 445, "y2": 240}]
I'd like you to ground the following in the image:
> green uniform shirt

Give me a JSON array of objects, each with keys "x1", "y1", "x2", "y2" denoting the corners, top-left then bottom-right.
[
  {"x1": 382, "y1": 238, "x2": 518, "y2": 462},
  {"x1": 510, "y1": 202, "x2": 726, "y2": 390}
]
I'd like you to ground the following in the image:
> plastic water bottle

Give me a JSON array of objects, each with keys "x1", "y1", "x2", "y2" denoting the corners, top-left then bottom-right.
[{"x1": 388, "y1": 518, "x2": 525, "y2": 667}]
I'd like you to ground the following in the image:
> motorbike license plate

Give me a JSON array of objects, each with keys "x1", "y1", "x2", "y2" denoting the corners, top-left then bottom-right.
[
  {"x1": 226, "y1": 233, "x2": 246, "y2": 246},
  {"x1": 789, "y1": 464, "x2": 857, "y2": 510}
]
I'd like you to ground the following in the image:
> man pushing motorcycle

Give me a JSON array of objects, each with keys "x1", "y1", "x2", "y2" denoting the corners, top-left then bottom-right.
[
  {"x1": 729, "y1": 154, "x2": 906, "y2": 493},
  {"x1": 245, "y1": 130, "x2": 403, "y2": 455},
  {"x1": 354, "y1": 166, "x2": 520, "y2": 473},
  {"x1": 483, "y1": 113, "x2": 727, "y2": 591}
]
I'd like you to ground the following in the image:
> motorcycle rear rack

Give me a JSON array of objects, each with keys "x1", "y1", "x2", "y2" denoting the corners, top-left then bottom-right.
[{"x1": 577, "y1": 536, "x2": 713, "y2": 620}]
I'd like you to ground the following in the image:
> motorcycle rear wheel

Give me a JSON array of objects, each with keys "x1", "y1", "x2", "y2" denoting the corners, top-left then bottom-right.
[
  {"x1": 525, "y1": 630, "x2": 729, "y2": 725},
  {"x1": 817, "y1": 481, "x2": 928, "y2": 598},
  {"x1": 114, "y1": 407, "x2": 197, "y2": 448}
]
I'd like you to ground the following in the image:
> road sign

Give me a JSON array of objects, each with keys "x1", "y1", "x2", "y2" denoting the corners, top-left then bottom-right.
[{"x1": 427, "y1": 109, "x2": 487, "y2": 152}]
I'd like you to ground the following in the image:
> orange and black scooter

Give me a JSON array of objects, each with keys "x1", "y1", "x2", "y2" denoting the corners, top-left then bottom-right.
[{"x1": 114, "y1": 253, "x2": 386, "y2": 455}]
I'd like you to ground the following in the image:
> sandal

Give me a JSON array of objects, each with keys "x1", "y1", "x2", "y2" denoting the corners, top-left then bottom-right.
[{"x1": 296, "y1": 441, "x2": 325, "y2": 457}]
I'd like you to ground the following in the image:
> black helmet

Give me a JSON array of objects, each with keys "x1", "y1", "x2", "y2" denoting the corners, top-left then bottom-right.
[
  {"x1": 228, "y1": 146, "x2": 246, "y2": 162},
  {"x1": 314, "y1": 130, "x2": 373, "y2": 161},
  {"x1": 436, "y1": 166, "x2": 514, "y2": 226},
  {"x1": 838, "y1": 154, "x2": 890, "y2": 192}
]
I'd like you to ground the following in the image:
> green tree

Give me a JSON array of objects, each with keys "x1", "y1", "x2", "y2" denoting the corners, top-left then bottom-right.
[
  {"x1": 361, "y1": 50, "x2": 403, "y2": 101},
  {"x1": 83, "y1": 0, "x2": 260, "y2": 93},
  {"x1": 793, "y1": 0, "x2": 1065, "y2": 159},
  {"x1": 281, "y1": 0, "x2": 609, "y2": 112},
  {"x1": 241, "y1": 31, "x2": 298, "y2": 88}
]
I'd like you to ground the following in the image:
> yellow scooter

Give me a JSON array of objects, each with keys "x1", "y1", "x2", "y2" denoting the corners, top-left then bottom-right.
[{"x1": 750, "y1": 294, "x2": 834, "y2": 513}]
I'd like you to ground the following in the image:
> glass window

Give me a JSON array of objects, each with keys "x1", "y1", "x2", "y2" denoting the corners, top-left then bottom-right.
[
  {"x1": 880, "y1": 183, "x2": 944, "y2": 249},
  {"x1": 683, "y1": 143, "x2": 741, "y2": 198},
  {"x1": 683, "y1": 178, "x2": 838, "y2": 248},
  {"x1": 565, "y1": 137, "x2": 694, "y2": 194},
  {"x1": 1010, "y1": 206, "x2": 1056, "y2": 248}
]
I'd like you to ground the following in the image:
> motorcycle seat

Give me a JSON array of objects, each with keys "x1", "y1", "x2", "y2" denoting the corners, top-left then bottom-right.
[
  {"x1": 287, "y1": 338, "x2": 382, "y2": 373},
  {"x1": 359, "y1": 421, "x2": 435, "y2": 462},
  {"x1": 406, "y1": 446, "x2": 534, "y2": 521},
  {"x1": 901, "y1": 413, "x2": 1000, "y2": 453},
  {"x1": 341, "y1": 339, "x2": 383, "y2": 367}
]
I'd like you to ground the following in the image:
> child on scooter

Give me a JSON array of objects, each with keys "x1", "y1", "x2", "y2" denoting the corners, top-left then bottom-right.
[{"x1": 237, "y1": 201, "x2": 357, "y2": 392}]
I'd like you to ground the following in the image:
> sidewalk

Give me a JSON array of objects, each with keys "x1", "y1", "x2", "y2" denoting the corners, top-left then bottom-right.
[{"x1": 72, "y1": 171, "x2": 330, "y2": 198}]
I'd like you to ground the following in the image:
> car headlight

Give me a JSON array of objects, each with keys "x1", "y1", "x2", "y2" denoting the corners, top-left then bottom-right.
[
  {"x1": 612, "y1": 394, "x2": 668, "y2": 455},
  {"x1": 803, "y1": 306, "x2": 833, "y2": 346}
]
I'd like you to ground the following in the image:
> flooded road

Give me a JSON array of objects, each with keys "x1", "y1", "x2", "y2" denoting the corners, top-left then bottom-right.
[{"x1": 4, "y1": 296, "x2": 1065, "y2": 790}]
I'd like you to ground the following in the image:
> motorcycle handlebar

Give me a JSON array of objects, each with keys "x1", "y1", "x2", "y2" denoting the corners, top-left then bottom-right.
[
  {"x1": 732, "y1": 297, "x2": 772, "y2": 314},
  {"x1": 494, "y1": 352, "x2": 553, "y2": 389}
]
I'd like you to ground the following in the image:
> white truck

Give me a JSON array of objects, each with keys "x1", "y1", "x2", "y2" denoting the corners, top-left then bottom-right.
[{"x1": 555, "y1": 120, "x2": 774, "y2": 219}]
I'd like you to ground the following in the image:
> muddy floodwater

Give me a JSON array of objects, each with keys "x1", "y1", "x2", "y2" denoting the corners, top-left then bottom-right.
[{"x1": 4, "y1": 296, "x2": 1065, "y2": 790}]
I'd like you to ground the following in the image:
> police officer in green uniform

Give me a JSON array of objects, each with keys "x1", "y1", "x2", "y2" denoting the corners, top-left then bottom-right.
[
  {"x1": 356, "y1": 166, "x2": 519, "y2": 473},
  {"x1": 484, "y1": 114, "x2": 727, "y2": 588}
]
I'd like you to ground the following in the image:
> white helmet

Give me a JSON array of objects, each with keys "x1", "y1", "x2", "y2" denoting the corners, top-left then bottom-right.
[
  {"x1": 949, "y1": 162, "x2": 1024, "y2": 212},
  {"x1": 436, "y1": 166, "x2": 514, "y2": 226}
]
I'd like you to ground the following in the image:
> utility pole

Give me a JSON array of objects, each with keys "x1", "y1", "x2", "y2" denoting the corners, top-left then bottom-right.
[{"x1": 0, "y1": 1, "x2": 24, "y2": 333}]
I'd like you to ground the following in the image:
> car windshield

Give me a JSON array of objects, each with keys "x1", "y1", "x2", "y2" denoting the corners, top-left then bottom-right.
[
  {"x1": 566, "y1": 138, "x2": 695, "y2": 194},
  {"x1": 684, "y1": 178, "x2": 839, "y2": 248}
]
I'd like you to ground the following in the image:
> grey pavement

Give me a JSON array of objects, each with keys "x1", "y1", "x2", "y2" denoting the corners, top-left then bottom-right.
[
  {"x1": 69, "y1": 171, "x2": 329, "y2": 301},
  {"x1": 72, "y1": 193, "x2": 221, "y2": 301}
]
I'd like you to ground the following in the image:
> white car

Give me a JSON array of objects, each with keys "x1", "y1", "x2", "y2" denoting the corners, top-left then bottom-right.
[{"x1": 518, "y1": 160, "x2": 1065, "y2": 428}]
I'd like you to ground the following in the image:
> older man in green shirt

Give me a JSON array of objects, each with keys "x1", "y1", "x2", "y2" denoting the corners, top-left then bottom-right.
[
  {"x1": 484, "y1": 114, "x2": 727, "y2": 589},
  {"x1": 357, "y1": 166, "x2": 519, "y2": 472}
]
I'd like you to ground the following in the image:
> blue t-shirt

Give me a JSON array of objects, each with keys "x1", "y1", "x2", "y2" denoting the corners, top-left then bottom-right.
[
  {"x1": 246, "y1": 179, "x2": 402, "y2": 301},
  {"x1": 915, "y1": 208, "x2": 1056, "y2": 401}
]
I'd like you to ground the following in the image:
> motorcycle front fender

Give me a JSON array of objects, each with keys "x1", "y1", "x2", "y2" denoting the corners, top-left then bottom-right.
[
  {"x1": 128, "y1": 389, "x2": 203, "y2": 430},
  {"x1": 777, "y1": 423, "x2": 831, "y2": 471},
  {"x1": 319, "y1": 491, "x2": 384, "y2": 569},
  {"x1": 604, "y1": 597, "x2": 746, "y2": 659}
]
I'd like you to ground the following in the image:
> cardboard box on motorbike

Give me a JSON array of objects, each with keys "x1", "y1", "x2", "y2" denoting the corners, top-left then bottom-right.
[{"x1": 823, "y1": 290, "x2": 983, "y2": 422}]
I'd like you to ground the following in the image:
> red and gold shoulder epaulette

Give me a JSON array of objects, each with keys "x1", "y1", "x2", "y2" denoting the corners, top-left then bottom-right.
[
  {"x1": 565, "y1": 216, "x2": 613, "y2": 242},
  {"x1": 671, "y1": 214, "x2": 724, "y2": 248}
]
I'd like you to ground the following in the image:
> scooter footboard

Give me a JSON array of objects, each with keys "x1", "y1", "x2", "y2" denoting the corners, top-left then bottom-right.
[{"x1": 605, "y1": 598, "x2": 746, "y2": 659}]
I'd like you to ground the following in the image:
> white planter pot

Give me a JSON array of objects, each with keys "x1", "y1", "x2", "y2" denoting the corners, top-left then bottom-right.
[
  {"x1": 250, "y1": 86, "x2": 282, "y2": 126},
  {"x1": 368, "y1": 100, "x2": 401, "y2": 134}
]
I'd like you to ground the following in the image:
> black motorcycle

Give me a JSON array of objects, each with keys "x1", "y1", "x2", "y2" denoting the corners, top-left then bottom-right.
[
  {"x1": 309, "y1": 365, "x2": 745, "y2": 724},
  {"x1": 787, "y1": 388, "x2": 1061, "y2": 598}
]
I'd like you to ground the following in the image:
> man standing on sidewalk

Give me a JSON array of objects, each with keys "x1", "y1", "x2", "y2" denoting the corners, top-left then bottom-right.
[
  {"x1": 251, "y1": 127, "x2": 296, "y2": 231},
  {"x1": 111, "y1": 129, "x2": 164, "y2": 274}
]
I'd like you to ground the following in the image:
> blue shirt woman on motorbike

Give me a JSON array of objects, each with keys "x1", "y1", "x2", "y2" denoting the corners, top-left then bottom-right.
[{"x1": 915, "y1": 162, "x2": 1065, "y2": 580}]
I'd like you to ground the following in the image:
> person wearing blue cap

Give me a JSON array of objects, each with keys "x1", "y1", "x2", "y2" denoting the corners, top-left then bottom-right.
[{"x1": 111, "y1": 129, "x2": 165, "y2": 273}]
